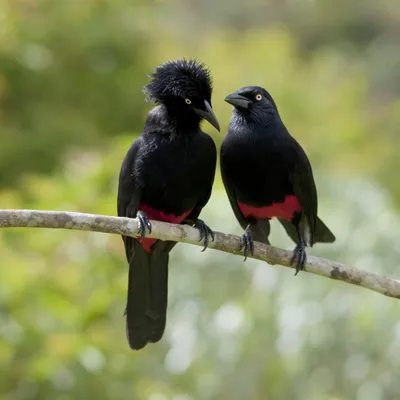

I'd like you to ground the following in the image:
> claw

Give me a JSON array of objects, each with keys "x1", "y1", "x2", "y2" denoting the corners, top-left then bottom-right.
[
  {"x1": 136, "y1": 210, "x2": 152, "y2": 242},
  {"x1": 290, "y1": 242, "x2": 307, "y2": 275},
  {"x1": 290, "y1": 223, "x2": 307, "y2": 275},
  {"x1": 241, "y1": 225, "x2": 254, "y2": 261},
  {"x1": 194, "y1": 219, "x2": 214, "y2": 252},
  {"x1": 145, "y1": 218, "x2": 152, "y2": 234}
]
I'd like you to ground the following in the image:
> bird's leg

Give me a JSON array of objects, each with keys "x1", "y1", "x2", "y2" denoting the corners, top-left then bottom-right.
[
  {"x1": 290, "y1": 224, "x2": 307, "y2": 275},
  {"x1": 193, "y1": 219, "x2": 215, "y2": 252},
  {"x1": 241, "y1": 225, "x2": 254, "y2": 261},
  {"x1": 136, "y1": 210, "x2": 152, "y2": 242}
]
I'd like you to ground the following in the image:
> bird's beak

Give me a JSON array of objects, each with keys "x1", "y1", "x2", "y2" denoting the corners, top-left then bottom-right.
[
  {"x1": 194, "y1": 100, "x2": 220, "y2": 132},
  {"x1": 224, "y1": 92, "x2": 252, "y2": 109}
]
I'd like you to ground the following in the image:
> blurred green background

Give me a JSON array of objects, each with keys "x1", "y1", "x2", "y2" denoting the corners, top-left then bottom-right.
[{"x1": 1, "y1": 0, "x2": 400, "y2": 399}]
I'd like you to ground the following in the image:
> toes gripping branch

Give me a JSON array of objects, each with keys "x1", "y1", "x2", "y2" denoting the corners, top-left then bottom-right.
[
  {"x1": 137, "y1": 210, "x2": 152, "y2": 242},
  {"x1": 291, "y1": 227, "x2": 307, "y2": 275},
  {"x1": 241, "y1": 225, "x2": 254, "y2": 261},
  {"x1": 194, "y1": 219, "x2": 215, "y2": 252}
]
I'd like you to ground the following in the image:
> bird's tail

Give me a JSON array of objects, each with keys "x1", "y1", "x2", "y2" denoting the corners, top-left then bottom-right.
[
  {"x1": 278, "y1": 216, "x2": 335, "y2": 246},
  {"x1": 125, "y1": 240, "x2": 169, "y2": 350},
  {"x1": 250, "y1": 219, "x2": 271, "y2": 245},
  {"x1": 313, "y1": 216, "x2": 336, "y2": 244}
]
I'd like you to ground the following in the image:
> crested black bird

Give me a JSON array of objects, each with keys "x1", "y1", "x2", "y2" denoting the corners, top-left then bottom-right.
[
  {"x1": 221, "y1": 86, "x2": 335, "y2": 274},
  {"x1": 117, "y1": 59, "x2": 219, "y2": 350}
]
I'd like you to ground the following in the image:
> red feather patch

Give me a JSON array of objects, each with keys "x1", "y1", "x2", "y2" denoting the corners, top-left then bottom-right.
[
  {"x1": 138, "y1": 204, "x2": 192, "y2": 252},
  {"x1": 237, "y1": 195, "x2": 302, "y2": 221}
]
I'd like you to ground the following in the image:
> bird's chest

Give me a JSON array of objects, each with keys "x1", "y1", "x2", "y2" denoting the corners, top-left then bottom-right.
[
  {"x1": 223, "y1": 135, "x2": 293, "y2": 205},
  {"x1": 135, "y1": 135, "x2": 212, "y2": 210}
]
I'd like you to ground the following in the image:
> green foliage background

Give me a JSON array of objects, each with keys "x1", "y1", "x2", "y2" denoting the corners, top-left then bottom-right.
[{"x1": 1, "y1": 1, "x2": 400, "y2": 399}]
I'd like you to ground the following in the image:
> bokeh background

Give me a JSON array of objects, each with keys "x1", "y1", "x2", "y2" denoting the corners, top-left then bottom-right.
[{"x1": 1, "y1": 1, "x2": 400, "y2": 399}]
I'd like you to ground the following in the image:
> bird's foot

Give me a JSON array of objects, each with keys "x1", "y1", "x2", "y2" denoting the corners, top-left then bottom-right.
[
  {"x1": 241, "y1": 226, "x2": 254, "y2": 261},
  {"x1": 194, "y1": 219, "x2": 215, "y2": 252},
  {"x1": 290, "y1": 242, "x2": 307, "y2": 276},
  {"x1": 136, "y1": 210, "x2": 152, "y2": 242}
]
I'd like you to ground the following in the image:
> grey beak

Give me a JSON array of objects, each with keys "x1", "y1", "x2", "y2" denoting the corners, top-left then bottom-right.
[
  {"x1": 194, "y1": 100, "x2": 220, "y2": 132},
  {"x1": 224, "y1": 93, "x2": 252, "y2": 109}
]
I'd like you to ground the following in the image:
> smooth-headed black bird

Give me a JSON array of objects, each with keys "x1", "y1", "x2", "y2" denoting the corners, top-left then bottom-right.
[
  {"x1": 221, "y1": 86, "x2": 335, "y2": 274},
  {"x1": 117, "y1": 59, "x2": 219, "y2": 350}
]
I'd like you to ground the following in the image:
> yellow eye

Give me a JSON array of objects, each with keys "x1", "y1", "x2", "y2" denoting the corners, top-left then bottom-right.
[
  {"x1": 185, "y1": 98, "x2": 192, "y2": 104},
  {"x1": 255, "y1": 94, "x2": 262, "y2": 101}
]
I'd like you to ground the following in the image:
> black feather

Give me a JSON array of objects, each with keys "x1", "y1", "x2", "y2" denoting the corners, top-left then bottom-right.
[
  {"x1": 118, "y1": 58, "x2": 217, "y2": 350},
  {"x1": 221, "y1": 85, "x2": 335, "y2": 274},
  {"x1": 144, "y1": 58, "x2": 213, "y2": 104}
]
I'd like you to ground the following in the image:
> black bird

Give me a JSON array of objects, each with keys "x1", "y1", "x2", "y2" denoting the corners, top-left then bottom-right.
[
  {"x1": 117, "y1": 59, "x2": 219, "y2": 350},
  {"x1": 221, "y1": 86, "x2": 335, "y2": 274}
]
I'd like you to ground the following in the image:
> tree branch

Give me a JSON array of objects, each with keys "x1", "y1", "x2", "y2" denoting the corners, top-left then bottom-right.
[{"x1": 0, "y1": 209, "x2": 399, "y2": 299}]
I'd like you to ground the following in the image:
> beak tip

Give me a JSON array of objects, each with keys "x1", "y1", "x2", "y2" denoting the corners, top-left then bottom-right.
[
  {"x1": 209, "y1": 120, "x2": 220, "y2": 132},
  {"x1": 202, "y1": 100, "x2": 220, "y2": 132}
]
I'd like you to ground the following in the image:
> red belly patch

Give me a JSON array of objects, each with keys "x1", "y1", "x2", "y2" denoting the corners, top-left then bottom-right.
[
  {"x1": 237, "y1": 195, "x2": 302, "y2": 221},
  {"x1": 138, "y1": 204, "x2": 192, "y2": 252}
]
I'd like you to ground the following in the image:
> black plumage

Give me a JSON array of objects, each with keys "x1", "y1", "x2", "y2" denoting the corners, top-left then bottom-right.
[
  {"x1": 117, "y1": 59, "x2": 219, "y2": 350},
  {"x1": 221, "y1": 86, "x2": 335, "y2": 274}
]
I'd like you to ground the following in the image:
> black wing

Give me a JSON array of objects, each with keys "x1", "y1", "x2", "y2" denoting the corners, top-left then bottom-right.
[
  {"x1": 278, "y1": 216, "x2": 335, "y2": 246},
  {"x1": 117, "y1": 135, "x2": 173, "y2": 350},
  {"x1": 117, "y1": 137, "x2": 142, "y2": 218},
  {"x1": 220, "y1": 152, "x2": 249, "y2": 231},
  {"x1": 287, "y1": 139, "x2": 318, "y2": 245},
  {"x1": 286, "y1": 140, "x2": 335, "y2": 245},
  {"x1": 117, "y1": 136, "x2": 144, "y2": 261},
  {"x1": 220, "y1": 144, "x2": 271, "y2": 245}
]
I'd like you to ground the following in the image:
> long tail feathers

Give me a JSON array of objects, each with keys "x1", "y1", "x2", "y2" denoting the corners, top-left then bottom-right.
[
  {"x1": 278, "y1": 216, "x2": 335, "y2": 246},
  {"x1": 125, "y1": 241, "x2": 169, "y2": 350},
  {"x1": 313, "y1": 216, "x2": 336, "y2": 244}
]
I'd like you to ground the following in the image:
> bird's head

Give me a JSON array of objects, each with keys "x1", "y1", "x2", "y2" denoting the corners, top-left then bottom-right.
[
  {"x1": 224, "y1": 86, "x2": 279, "y2": 121},
  {"x1": 144, "y1": 58, "x2": 220, "y2": 131}
]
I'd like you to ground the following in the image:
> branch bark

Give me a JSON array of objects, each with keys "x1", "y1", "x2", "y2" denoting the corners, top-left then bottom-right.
[{"x1": 0, "y1": 209, "x2": 399, "y2": 299}]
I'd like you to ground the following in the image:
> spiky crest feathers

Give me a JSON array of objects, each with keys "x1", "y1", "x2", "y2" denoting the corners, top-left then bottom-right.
[{"x1": 144, "y1": 58, "x2": 213, "y2": 103}]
